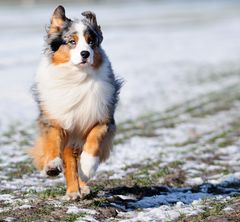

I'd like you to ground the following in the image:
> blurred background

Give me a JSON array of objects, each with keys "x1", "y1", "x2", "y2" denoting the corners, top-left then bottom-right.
[{"x1": 0, "y1": 0, "x2": 240, "y2": 128}]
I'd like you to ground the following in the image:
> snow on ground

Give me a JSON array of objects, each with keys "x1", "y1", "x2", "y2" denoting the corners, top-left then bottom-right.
[{"x1": 1, "y1": 0, "x2": 240, "y2": 222}]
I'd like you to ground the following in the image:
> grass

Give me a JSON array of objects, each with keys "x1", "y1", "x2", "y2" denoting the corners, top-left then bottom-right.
[
  {"x1": 61, "y1": 212, "x2": 86, "y2": 222},
  {"x1": 0, "y1": 189, "x2": 13, "y2": 194},
  {"x1": 30, "y1": 185, "x2": 66, "y2": 199},
  {"x1": 0, "y1": 200, "x2": 86, "y2": 222},
  {"x1": 97, "y1": 159, "x2": 187, "y2": 188},
  {"x1": 176, "y1": 196, "x2": 240, "y2": 222},
  {"x1": 1, "y1": 122, "x2": 34, "y2": 146},
  {"x1": 115, "y1": 84, "x2": 240, "y2": 147},
  {"x1": 6, "y1": 159, "x2": 35, "y2": 179},
  {"x1": 200, "y1": 203, "x2": 226, "y2": 220},
  {"x1": 0, "y1": 203, "x2": 55, "y2": 221},
  {"x1": 176, "y1": 201, "x2": 227, "y2": 222}
]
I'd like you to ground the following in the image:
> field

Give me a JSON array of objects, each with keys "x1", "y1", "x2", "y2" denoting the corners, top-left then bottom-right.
[{"x1": 1, "y1": 1, "x2": 240, "y2": 221}]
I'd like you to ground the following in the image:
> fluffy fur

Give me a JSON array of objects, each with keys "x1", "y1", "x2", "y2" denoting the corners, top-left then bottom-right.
[
  {"x1": 36, "y1": 53, "x2": 116, "y2": 137},
  {"x1": 29, "y1": 5, "x2": 122, "y2": 199}
]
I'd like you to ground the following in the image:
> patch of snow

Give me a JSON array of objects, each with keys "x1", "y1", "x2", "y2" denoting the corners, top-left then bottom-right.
[
  {"x1": 208, "y1": 175, "x2": 240, "y2": 185},
  {"x1": 66, "y1": 206, "x2": 96, "y2": 215},
  {"x1": 119, "y1": 199, "x2": 204, "y2": 222},
  {"x1": 76, "y1": 216, "x2": 99, "y2": 222},
  {"x1": 66, "y1": 206, "x2": 81, "y2": 214},
  {"x1": 19, "y1": 204, "x2": 32, "y2": 209},
  {"x1": 117, "y1": 195, "x2": 137, "y2": 201},
  {"x1": 98, "y1": 136, "x2": 161, "y2": 178},
  {"x1": 186, "y1": 177, "x2": 204, "y2": 186},
  {"x1": 118, "y1": 195, "x2": 233, "y2": 222},
  {"x1": 0, "y1": 194, "x2": 14, "y2": 202},
  {"x1": 4, "y1": 217, "x2": 15, "y2": 222},
  {"x1": 223, "y1": 206, "x2": 234, "y2": 212}
]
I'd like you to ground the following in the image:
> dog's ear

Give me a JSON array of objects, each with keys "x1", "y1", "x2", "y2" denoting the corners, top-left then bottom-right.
[
  {"x1": 82, "y1": 11, "x2": 103, "y2": 44},
  {"x1": 49, "y1": 5, "x2": 70, "y2": 35},
  {"x1": 82, "y1": 11, "x2": 98, "y2": 26}
]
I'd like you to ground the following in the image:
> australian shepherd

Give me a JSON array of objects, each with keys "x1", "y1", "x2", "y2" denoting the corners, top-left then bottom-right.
[{"x1": 29, "y1": 5, "x2": 122, "y2": 200}]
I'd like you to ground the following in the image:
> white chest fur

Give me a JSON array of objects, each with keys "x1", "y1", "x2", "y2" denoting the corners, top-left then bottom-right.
[{"x1": 36, "y1": 57, "x2": 114, "y2": 133}]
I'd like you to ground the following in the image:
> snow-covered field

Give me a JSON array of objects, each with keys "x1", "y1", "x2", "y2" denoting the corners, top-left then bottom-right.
[{"x1": 1, "y1": 0, "x2": 240, "y2": 221}]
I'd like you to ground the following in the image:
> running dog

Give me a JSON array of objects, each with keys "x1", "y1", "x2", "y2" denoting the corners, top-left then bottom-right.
[{"x1": 29, "y1": 5, "x2": 121, "y2": 200}]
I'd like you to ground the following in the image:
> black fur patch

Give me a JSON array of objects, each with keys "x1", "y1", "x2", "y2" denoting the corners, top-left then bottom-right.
[
  {"x1": 46, "y1": 19, "x2": 72, "y2": 53},
  {"x1": 50, "y1": 34, "x2": 66, "y2": 52},
  {"x1": 84, "y1": 27, "x2": 98, "y2": 48},
  {"x1": 82, "y1": 19, "x2": 103, "y2": 46}
]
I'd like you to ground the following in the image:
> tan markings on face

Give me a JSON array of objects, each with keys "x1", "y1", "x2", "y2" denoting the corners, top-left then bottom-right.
[
  {"x1": 72, "y1": 33, "x2": 79, "y2": 44},
  {"x1": 52, "y1": 45, "x2": 71, "y2": 64},
  {"x1": 92, "y1": 47, "x2": 102, "y2": 69},
  {"x1": 84, "y1": 31, "x2": 91, "y2": 43}
]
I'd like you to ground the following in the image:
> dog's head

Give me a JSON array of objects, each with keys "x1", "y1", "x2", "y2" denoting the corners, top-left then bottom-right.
[{"x1": 47, "y1": 5, "x2": 103, "y2": 69}]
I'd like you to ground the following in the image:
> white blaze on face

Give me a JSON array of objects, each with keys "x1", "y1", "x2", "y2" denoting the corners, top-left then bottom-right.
[{"x1": 70, "y1": 22, "x2": 94, "y2": 65}]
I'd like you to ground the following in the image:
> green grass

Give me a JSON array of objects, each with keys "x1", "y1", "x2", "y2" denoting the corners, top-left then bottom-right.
[
  {"x1": 36, "y1": 185, "x2": 66, "y2": 199},
  {"x1": 175, "y1": 197, "x2": 240, "y2": 222},
  {"x1": 6, "y1": 160, "x2": 35, "y2": 179},
  {"x1": 61, "y1": 212, "x2": 86, "y2": 222},
  {"x1": 200, "y1": 203, "x2": 226, "y2": 219},
  {"x1": 115, "y1": 84, "x2": 240, "y2": 148}
]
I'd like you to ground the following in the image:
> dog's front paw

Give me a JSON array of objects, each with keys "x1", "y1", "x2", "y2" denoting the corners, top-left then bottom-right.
[
  {"x1": 80, "y1": 186, "x2": 91, "y2": 199},
  {"x1": 78, "y1": 151, "x2": 100, "y2": 182},
  {"x1": 42, "y1": 157, "x2": 63, "y2": 177},
  {"x1": 63, "y1": 192, "x2": 81, "y2": 201}
]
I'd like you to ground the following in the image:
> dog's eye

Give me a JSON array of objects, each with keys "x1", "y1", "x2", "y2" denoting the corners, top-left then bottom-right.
[
  {"x1": 89, "y1": 40, "x2": 94, "y2": 46},
  {"x1": 68, "y1": 40, "x2": 76, "y2": 45}
]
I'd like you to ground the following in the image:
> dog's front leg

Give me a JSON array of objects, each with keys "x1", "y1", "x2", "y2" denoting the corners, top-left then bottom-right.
[{"x1": 78, "y1": 122, "x2": 115, "y2": 197}]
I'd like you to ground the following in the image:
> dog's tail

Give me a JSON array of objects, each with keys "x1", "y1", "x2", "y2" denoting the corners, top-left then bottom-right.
[
  {"x1": 99, "y1": 122, "x2": 116, "y2": 162},
  {"x1": 28, "y1": 139, "x2": 45, "y2": 171}
]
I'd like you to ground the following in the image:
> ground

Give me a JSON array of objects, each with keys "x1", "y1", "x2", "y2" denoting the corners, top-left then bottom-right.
[{"x1": 1, "y1": 1, "x2": 240, "y2": 221}]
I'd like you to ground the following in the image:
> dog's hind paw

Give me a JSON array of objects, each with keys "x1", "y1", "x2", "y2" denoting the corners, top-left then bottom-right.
[
  {"x1": 63, "y1": 192, "x2": 81, "y2": 201},
  {"x1": 42, "y1": 157, "x2": 63, "y2": 177},
  {"x1": 80, "y1": 186, "x2": 91, "y2": 199}
]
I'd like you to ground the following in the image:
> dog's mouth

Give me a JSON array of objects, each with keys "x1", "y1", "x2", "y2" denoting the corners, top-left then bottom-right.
[
  {"x1": 77, "y1": 60, "x2": 89, "y2": 67},
  {"x1": 74, "y1": 58, "x2": 93, "y2": 68},
  {"x1": 80, "y1": 60, "x2": 87, "y2": 64}
]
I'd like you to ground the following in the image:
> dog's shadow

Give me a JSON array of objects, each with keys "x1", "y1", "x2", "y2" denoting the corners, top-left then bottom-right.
[{"x1": 91, "y1": 178, "x2": 240, "y2": 211}]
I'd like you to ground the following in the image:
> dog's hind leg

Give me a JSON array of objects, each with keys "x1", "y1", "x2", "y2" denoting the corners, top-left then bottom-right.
[
  {"x1": 78, "y1": 121, "x2": 115, "y2": 197},
  {"x1": 29, "y1": 118, "x2": 67, "y2": 177}
]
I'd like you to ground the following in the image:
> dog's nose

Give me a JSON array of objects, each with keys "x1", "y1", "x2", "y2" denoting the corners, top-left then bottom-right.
[{"x1": 81, "y1": 51, "x2": 90, "y2": 59}]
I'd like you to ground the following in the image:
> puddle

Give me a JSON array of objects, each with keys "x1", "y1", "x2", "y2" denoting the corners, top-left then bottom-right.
[{"x1": 102, "y1": 179, "x2": 240, "y2": 211}]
